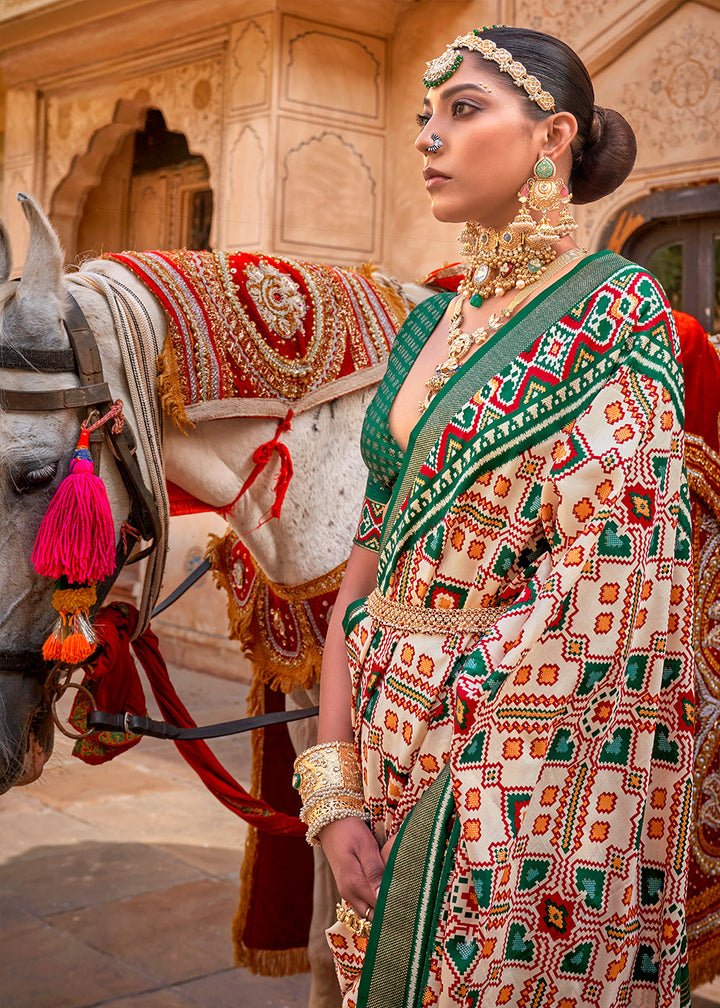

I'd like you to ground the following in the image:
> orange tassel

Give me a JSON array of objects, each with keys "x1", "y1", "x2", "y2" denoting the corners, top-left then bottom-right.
[
  {"x1": 61, "y1": 633, "x2": 95, "y2": 664},
  {"x1": 43, "y1": 586, "x2": 98, "y2": 665}
]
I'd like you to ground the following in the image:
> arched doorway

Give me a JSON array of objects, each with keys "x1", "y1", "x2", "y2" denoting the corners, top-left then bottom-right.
[
  {"x1": 76, "y1": 108, "x2": 213, "y2": 258},
  {"x1": 51, "y1": 102, "x2": 213, "y2": 262},
  {"x1": 601, "y1": 184, "x2": 720, "y2": 335}
]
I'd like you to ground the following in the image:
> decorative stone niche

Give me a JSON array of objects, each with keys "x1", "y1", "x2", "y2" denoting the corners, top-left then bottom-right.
[
  {"x1": 281, "y1": 15, "x2": 386, "y2": 126},
  {"x1": 277, "y1": 122, "x2": 382, "y2": 259}
]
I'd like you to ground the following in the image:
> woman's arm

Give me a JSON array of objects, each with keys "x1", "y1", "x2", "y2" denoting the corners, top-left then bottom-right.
[
  {"x1": 315, "y1": 542, "x2": 386, "y2": 917},
  {"x1": 318, "y1": 542, "x2": 378, "y2": 743}
]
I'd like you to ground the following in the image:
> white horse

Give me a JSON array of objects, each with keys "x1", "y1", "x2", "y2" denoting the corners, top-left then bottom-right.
[
  {"x1": 0, "y1": 193, "x2": 436, "y2": 1008},
  {"x1": 0, "y1": 192, "x2": 415, "y2": 791}
]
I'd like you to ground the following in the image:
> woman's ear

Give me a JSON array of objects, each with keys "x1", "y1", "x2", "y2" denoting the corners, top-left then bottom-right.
[{"x1": 535, "y1": 111, "x2": 578, "y2": 165}]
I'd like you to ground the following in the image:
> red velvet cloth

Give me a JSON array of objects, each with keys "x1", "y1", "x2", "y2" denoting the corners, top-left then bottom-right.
[
  {"x1": 70, "y1": 606, "x2": 148, "y2": 763},
  {"x1": 236, "y1": 684, "x2": 314, "y2": 962},
  {"x1": 167, "y1": 480, "x2": 216, "y2": 517},
  {"x1": 675, "y1": 309, "x2": 720, "y2": 449}
]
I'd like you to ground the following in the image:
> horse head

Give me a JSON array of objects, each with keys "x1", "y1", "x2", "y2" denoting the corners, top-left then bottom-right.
[{"x1": 0, "y1": 195, "x2": 136, "y2": 792}]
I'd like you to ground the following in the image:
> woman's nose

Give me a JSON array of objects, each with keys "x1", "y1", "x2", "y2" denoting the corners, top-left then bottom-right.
[{"x1": 415, "y1": 124, "x2": 433, "y2": 154}]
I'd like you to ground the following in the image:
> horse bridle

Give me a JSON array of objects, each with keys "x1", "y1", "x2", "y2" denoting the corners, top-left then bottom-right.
[
  {"x1": 0, "y1": 287, "x2": 319, "y2": 740},
  {"x1": 0, "y1": 290, "x2": 162, "y2": 673}
]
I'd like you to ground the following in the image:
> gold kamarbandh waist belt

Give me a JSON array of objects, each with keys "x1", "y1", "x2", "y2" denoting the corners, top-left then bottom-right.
[{"x1": 365, "y1": 588, "x2": 511, "y2": 635}]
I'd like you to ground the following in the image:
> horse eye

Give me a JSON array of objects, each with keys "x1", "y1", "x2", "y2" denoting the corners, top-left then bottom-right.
[{"x1": 11, "y1": 462, "x2": 58, "y2": 494}]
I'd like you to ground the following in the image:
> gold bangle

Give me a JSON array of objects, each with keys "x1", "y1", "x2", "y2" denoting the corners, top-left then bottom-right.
[
  {"x1": 292, "y1": 740, "x2": 362, "y2": 806},
  {"x1": 302, "y1": 795, "x2": 368, "y2": 846}
]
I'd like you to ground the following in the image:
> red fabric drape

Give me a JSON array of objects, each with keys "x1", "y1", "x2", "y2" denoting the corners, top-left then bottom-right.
[{"x1": 72, "y1": 603, "x2": 306, "y2": 836}]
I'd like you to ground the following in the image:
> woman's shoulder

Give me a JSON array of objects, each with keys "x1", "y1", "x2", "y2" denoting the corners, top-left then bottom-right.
[
  {"x1": 598, "y1": 253, "x2": 670, "y2": 303},
  {"x1": 585, "y1": 252, "x2": 674, "y2": 327}
]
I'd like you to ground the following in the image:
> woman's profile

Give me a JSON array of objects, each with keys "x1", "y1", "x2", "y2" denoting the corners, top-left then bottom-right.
[{"x1": 294, "y1": 24, "x2": 693, "y2": 1008}]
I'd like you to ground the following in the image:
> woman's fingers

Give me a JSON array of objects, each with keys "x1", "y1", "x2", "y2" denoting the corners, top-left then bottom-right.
[
  {"x1": 380, "y1": 832, "x2": 397, "y2": 864},
  {"x1": 320, "y1": 816, "x2": 384, "y2": 917}
]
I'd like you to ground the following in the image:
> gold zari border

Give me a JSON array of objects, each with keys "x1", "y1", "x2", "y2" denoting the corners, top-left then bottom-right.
[{"x1": 366, "y1": 588, "x2": 510, "y2": 634}]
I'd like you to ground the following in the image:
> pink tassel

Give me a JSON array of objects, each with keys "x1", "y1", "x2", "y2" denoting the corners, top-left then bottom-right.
[{"x1": 32, "y1": 428, "x2": 116, "y2": 584}]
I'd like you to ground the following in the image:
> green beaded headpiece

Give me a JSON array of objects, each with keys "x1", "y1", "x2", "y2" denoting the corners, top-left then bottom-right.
[{"x1": 423, "y1": 28, "x2": 556, "y2": 112}]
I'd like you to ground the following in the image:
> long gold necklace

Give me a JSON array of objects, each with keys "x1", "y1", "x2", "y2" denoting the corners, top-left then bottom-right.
[{"x1": 419, "y1": 248, "x2": 585, "y2": 413}]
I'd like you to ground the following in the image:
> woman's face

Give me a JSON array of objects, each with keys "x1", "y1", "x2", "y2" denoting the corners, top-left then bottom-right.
[{"x1": 415, "y1": 59, "x2": 546, "y2": 229}]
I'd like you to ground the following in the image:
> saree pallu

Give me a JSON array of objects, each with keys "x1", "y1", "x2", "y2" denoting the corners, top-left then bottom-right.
[{"x1": 328, "y1": 254, "x2": 694, "y2": 1008}]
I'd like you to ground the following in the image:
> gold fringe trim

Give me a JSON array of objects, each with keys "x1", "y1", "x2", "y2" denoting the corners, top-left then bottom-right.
[
  {"x1": 157, "y1": 323, "x2": 193, "y2": 432},
  {"x1": 358, "y1": 261, "x2": 410, "y2": 326},
  {"x1": 686, "y1": 434, "x2": 720, "y2": 525},
  {"x1": 690, "y1": 938, "x2": 720, "y2": 988},
  {"x1": 208, "y1": 531, "x2": 346, "y2": 694},
  {"x1": 231, "y1": 677, "x2": 311, "y2": 976}
]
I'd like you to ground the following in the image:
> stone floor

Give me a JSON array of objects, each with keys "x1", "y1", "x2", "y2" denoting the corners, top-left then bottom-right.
[
  {"x1": 0, "y1": 663, "x2": 311, "y2": 1008},
  {"x1": 3, "y1": 661, "x2": 720, "y2": 1007}
]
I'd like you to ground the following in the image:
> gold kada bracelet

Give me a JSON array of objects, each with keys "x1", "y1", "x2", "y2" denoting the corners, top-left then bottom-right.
[{"x1": 292, "y1": 741, "x2": 368, "y2": 846}]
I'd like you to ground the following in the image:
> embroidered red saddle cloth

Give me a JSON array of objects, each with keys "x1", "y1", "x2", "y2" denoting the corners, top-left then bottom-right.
[{"x1": 106, "y1": 250, "x2": 400, "y2": 429}]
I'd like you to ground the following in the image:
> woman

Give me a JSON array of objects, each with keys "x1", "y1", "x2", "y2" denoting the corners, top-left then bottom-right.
[{"x1": 294, "y1": 25, "x2": 693, "y2": 1008}]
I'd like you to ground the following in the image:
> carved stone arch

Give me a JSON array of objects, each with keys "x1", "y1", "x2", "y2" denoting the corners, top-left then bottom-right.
[
  {"x1": 598, "y1": 181, "x2": 720, "y2": 328},
  {"x1": 598, "y1": 183, "x2": 720, "y2": 254},
  {"x1": 50, "y1": 98, "x2": 214, "y2": 261},
  {"x1": 280, "y1": 131, "x2": 377, "y2": 257},
  {"x1": 50, "y1": 99, "x2": 150, "y2": 260}
]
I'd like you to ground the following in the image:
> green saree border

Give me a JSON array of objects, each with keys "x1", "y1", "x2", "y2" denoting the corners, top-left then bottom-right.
[
  {"x1": 363, "y1": 292, "x2": 453, "y2": 491},
  {"x1": 378, "y1": 250, "x2": 629, "y2": 562},
  {"x1": 358, "y1": 763, "x2": 456, "y2": 1008}
]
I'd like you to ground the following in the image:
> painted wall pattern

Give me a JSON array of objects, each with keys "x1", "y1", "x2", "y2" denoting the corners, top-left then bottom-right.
[
  {"x1": 513, "y1": 0, "x2": 622, "y2": 47},
  {"x1": 614, "y1": 16, "x2": 720, "y2": 165}
]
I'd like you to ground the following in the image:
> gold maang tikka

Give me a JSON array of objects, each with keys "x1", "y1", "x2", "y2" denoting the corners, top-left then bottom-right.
[{"x1": 460, "y1": 157, "x2": 578, "y2": 307}]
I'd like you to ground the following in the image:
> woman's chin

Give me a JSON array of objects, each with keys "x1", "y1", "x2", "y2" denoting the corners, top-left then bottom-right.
[{"x1": 426, "y1": 200, "x2": 466, "y2": 225}]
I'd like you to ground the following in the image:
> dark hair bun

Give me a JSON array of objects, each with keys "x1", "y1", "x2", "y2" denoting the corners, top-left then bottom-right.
[
  {"x1": 474, "y1": 28, "x2": 638, "y2": 205},
  {"x1": 570, "y1": 106, "x2": 637, "y2": 204}
]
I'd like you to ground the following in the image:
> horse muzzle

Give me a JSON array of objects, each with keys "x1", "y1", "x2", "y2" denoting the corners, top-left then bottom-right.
[{"x1": 0, "y1": 664, "x2": 54, "y2": 793}]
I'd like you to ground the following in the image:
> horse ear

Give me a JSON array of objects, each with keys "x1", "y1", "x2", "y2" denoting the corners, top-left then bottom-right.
[
  {"x1": 13, "y1": 193, "x2": 65, "y2": 340},
  {"x1": 0, "y1": 216, "x2": 11, "y2": 283}
]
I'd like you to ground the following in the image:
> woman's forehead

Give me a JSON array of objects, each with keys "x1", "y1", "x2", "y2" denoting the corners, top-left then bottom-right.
[{"x1": 423, "y1": 60, "x2": 522, "y2": 106}]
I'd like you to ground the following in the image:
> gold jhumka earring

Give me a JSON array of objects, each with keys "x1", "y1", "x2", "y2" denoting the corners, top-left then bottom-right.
[{"x1": 460, "y1": 157, "x2": 578, "y2": 308}]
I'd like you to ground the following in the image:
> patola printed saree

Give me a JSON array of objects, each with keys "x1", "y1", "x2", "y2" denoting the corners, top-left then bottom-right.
[{"x1": 328, "y1": 252, "x2": 694, "y2": 1008}]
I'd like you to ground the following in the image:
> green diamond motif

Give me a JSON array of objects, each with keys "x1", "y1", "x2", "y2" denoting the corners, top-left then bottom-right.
[
  {"x1": 518, "y1": 858, "x2": 550, "y2": 892},
  {"x1": 640, "y1": 867, "x2": 665, "y2": 906},
  {"x1": 459, "y1": 732, "x2": 486, "y2": 766},
  {"x1": 599, "y1": 726, "x2": 631, "y2": 766},
  {"x1": 446, "y1": 935, "x2": 478, "y2": 972},
  {"x1": 652, "y1": 723, "x2": 679, "y2": 764},
  {"x1": 505, "y1": 923, "x2": 534, "y2": 963},
  {"x1": 576, "y1": 867, "x2": 605, "y2": 910},
  {"x1": 560, "y1": 941, "x2": 592, "y2": 975},
  {"x1": 547, "y1": 727, "x2": 575, "y2": 762}
]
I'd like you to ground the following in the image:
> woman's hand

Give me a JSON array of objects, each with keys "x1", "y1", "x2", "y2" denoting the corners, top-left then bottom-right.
[
  {"x1": 320, "y1": 816, "x2": 385, "y2": 920},
  {"x1": 380, "y1": 832, "x2": 397, "y2": 864}
]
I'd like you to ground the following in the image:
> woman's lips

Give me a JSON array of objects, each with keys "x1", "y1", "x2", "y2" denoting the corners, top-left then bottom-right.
[{"x1": 423, "y1": 167, "x2": 451, "y2": 190}]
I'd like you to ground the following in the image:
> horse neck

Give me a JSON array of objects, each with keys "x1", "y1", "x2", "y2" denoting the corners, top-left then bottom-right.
[
  {"x1": 78, "y1": 258, "x2": 373, "y2": 588},
  {"x1": 164, "y1": 389, "x2": 375, "y2": 586}
]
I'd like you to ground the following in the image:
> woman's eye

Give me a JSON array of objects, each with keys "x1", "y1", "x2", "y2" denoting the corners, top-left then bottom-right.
[
  {"x1": 452, "y1": 100, "x2": 477, "y2": 117},
  {"x1": 415, "y1": 113, "x2": 430, "y2": 128},
  {"x1": 10, "y1": 462, "x2": 58, "y2": 494}
]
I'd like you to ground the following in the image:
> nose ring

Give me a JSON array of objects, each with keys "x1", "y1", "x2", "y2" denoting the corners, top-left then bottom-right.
[{"x1": 427, "y1": 133, "x2": 443, "y2": 153}]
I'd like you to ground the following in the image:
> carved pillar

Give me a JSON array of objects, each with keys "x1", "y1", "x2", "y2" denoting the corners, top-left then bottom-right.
[
  {"x1": 222, "y1": 8, "x2": 387, "y2": 265},
  {"x1": 2, "y1": 85, "x2": 41, "y2": 269}
]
